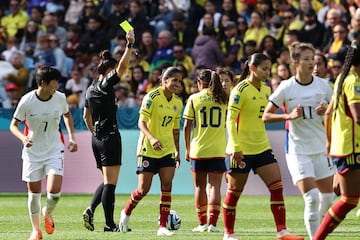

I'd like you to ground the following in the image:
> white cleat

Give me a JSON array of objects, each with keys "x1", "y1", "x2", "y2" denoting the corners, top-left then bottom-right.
[
  {"x1": 192, "y1": 224, "x2": 208, "y2": 232},
  {"x1": 208, "y1": 224, "x2": 220, "y2": 232},
  {"x1": 223, "y1": 233, "x2": 240, "y2": 240},
  {"x1": 119, "y1": 209, "x2": 130, "y2": 233},
  {"x1": 157, "y1": 227, "x2": 174, "y2": 236}
]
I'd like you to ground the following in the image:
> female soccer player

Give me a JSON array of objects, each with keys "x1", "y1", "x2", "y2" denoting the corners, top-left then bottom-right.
[
  {"x1": 9, "y1": 66, "x2": 78, "y2": 240},
  {"x1": 223, "y1": 53, "x2": 304, "y2": 240},
  {"x1": 183, "y1": 69, "x2": 228, "y2": 233},
  {"x1": 119, "y1": 66, "x2": 183, "y2": 236},
  {"x1": 262, "y1": 42, "x2": 335, "y2": 240},
  {"x1": 217, "y1": 67, "x2": 236, "y2": 96},
  {"x1": 314, "y1": 41, "x2": 360, "y2": 239},
  {"x1": 82, "y1": 30, "x2": 134, "y2": 232}
]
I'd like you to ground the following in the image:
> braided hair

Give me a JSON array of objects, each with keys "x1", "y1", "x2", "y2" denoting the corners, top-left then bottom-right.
[{"x1": 334, "y1": 41, "x2": 360, "y2": 110}]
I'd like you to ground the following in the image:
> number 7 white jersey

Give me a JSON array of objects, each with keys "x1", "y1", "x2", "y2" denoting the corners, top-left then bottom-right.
[
  {"x1": 13, "y1": 90, "x2": 69, "y2": 162},
  {"x1": 269, "y1": 76, "x2": 333, "y2": 155}
]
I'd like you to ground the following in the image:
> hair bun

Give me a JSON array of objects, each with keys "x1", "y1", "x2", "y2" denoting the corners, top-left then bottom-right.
[{"x1": 100, "y1": 50, "x2": 112, "y2": 60}]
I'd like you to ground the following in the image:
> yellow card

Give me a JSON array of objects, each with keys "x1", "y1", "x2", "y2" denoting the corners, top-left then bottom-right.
[{"x1": 119, "y1": 20, "x2": 134, "y2": 32}]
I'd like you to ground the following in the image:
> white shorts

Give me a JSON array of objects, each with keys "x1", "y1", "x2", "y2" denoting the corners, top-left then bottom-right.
[
  {"x1": 286, "y1": 153, "x2": 335, "y2": 185},
  {"x1": 22, "y1": 153, "x2": 64, "y2": 182}
]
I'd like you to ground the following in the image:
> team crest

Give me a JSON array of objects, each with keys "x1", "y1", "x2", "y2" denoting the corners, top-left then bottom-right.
[
  {"x1": 173, "y1": 105, "x2": 177, "y2": 111},
  {"x1": 143, "y1": 160, "x2": 150, "y2": 168},
  {"x1": 356, "y1": 155, "x2": 360, "y2": 164},
  {"x1": 146, "y1": 100, "x2": 152, "y2": 109},
  {"x1": 233, "y1": 94, "x2": 240, "y2": 104},
  {"x1": 355, "y1": 86, "x2": 360, "y2": 96}
]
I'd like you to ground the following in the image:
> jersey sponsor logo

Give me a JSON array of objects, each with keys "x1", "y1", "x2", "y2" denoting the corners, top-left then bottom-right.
[
  {"x1": 354, "y1": 86, "x2": 360, "y2": 96},
  {"x1": 143, "y1": 160, "x2": 150, "y2": 168}
]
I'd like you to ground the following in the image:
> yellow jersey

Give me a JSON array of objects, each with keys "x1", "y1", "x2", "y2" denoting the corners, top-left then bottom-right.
[
  {"x1": 137, "y1": 87, "x2": 183, "y2": 158},
  {"x1": 226, "y1": 79, "x2": 271, "y2": 155},
  {"x1": 183, "y1": 89, "x2": 227, "y2": 159},
  {"x1": 331, "y1": 70, "x2": 360, "y2": 156}
]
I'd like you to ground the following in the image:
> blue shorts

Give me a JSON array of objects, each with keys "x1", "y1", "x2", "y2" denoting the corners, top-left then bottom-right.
[
  {"x1": 190, "y1": 158, "x2": 226, "y2": 173},
  {"x1": 225, "y1": 149, "x2": 277, "y2": 174},
  {"x1": 332, "y1": 153, "x2": 360, "y2": 174},
  {"x1": 136, "y1": 154, "x2": 176, "y2": 174}
]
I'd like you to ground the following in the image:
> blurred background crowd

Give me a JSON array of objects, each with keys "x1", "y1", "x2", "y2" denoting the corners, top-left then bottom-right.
[{"x1": 0, "y1": 0, "x2": 358, "y2": 110}]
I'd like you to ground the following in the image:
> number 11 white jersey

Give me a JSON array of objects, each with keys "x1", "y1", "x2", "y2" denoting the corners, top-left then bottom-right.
[
  {"x1": 269, "y1": 76, "x2": 333, "y2": 155},
  {"x1": 13, "y1": 90, "x2": 69, "y2": 162}
]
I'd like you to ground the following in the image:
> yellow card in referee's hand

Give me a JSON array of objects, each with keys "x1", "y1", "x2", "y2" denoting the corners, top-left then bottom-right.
[{"x1": 119, "y1": 20, "x2": 133, "y2": 32}]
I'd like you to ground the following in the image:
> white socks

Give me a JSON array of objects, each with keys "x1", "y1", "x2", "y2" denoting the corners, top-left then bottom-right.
[
  {"x1": 45, "y1": 192, "x2": 61, "y2": 215},
  {"x1": 319, "y1": 192, "x2": 336, "y2": 219},
  {"x1": 28, "y1": 192, "x2": 41, "y2": 231},
  {"x1": 303, "y1": 188, "x2": 320, "y2": 240}
]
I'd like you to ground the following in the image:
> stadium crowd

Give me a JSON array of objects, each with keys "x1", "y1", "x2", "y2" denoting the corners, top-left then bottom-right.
[{"x1": 0, "y1": 0, "x2": 358, "y2": 110}]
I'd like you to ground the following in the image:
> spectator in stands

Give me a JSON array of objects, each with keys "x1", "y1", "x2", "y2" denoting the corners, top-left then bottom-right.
[
  {"x1": 79, "y1": 14, "x2": 109, "y2": 56},
  {"x1": 65, "y1": 67, "x2": 89, "y2": 108},
  {"x1": 3, "y1": 50, "x2": 29, "y2": 98},
  {"x1": 48, "y1": 34, "x2": 67, "y2": 84},
  {"x1": 171, "y1": 12, "x2": 195, "y2": 50},
  {"x1": 72, "y1": 45, "x2": 91, "y2": 77},
  {"x1": 29, "y1": 6, "x2": 45, "y2": 30},
  {"x1": 192, "y1": 27, "x2": 224, "y2": 72},
  {"x1": 259, "y1": 35, "x2": 278, "y2": 53},
  {"x1": 65, "y1": 24, "x2": 81, "y2": 58},
  {"x1": 130, "y1": 64, "x2": 148, "y2": 95},
  {"x1": 323, "y1": 21, "x2": 351, "y2": 60},
  {"x1": 236, "y1": 15, "x2": 248, "y2": 41},
  {"x1": 77, "y1": 0, "x2": 99, "y2": 32},
  {"x1": 244, "y1": 10, "x2": 269, "y2": 50},
  {"x1": 105, "y1": 0, "x2": 129, "y2": 40},
  {"x1": 173, "y1": 43, "x2": 194, "y2": 78},
  {"x1": 144, "y1": 67, "x2": 162, "y2": 92},
  {"x1": 221, "y1": 0, "x2": 238, "y2": 22},
  {"x1": 34, "y1": 35, "x2": 56, "y2": 69},
  {"x1": 176, "y1": 63, "x2": 192, "y2": 94},
  {"x1": 138, "y1": 30, "x2": 157, "y2": 66},
  {"x1": 19, "y1": 20, "x2": 39, "y2": 58},
  {"x1": 64, "y1": 0, "x2": 85, "y2": 26},
  {"x1": 197, "y1": 0, "x2": 221, "y2": 35},
  {"x1": 66, "y1": 93, "x2": 79, "y2": 109},
  {"x1": 1, "y1": 0, "x2": 29, "y2": 38},
  {"x1": 348, "y1": 8, "x2": 360, "y2": 42},
  {"x1": 313, "y1": 52, "x2": 331, "y2": 85},
  {"x1": 149, "y1": 30, "x2": 174, "y2": 73},
  {"x1": 321, "y1": 8, "x2": 342, "y2": 51},
  {"x1": 328, "y1": 54, "x2": 344, "y2": 85},
  {"x1": 197, "y1": 12, "x2": 216, "y2": 36},
  {"x1": 128, "y1": 0, "x2": 151, "y2": 47},
  {"x1": 37, "y1": 13, "x2": 67, "y2": 50},
  {"x1": 284, "y1": 29, "x2": 299, "y2": 49},
  {"x1": 299, "y1": 8, "x2": 325, "y2": 49},
  {"x1": 114, "y1": 84, "x2": 137, "y2": 108},
  {"x1": 257, "y1": 0, "x2": 274, "y2": 29},
  {"x1": 1, "y1": 36, "x2": 19, "y2": 62},
  {"x1": 221, "y1": 21, "x2": 243, "y2": 74},
  {"x1": 276, "y1": 9, "x2": 304, "y2": 47},
  {"x1": 218, "y1": 13, "x2": 231, "y2": 43},
  {"x1": 1, "y1": 82, "x2": 19, "y2": 108}
]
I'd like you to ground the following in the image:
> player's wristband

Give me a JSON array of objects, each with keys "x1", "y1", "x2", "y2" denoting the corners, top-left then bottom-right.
[{"x1": 127, "y1": 43, "x2": 134, "y2": 49}]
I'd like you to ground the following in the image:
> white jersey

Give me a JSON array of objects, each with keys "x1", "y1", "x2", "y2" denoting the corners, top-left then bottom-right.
[
  {"x1": 269, "y1": 76, "x2": 333, "y2": 155},
  {"x1": 13, "y1": 90, "x2": 69, "y2": 162}
]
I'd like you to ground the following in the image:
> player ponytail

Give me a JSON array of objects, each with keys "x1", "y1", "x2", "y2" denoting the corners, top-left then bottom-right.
[
  {"x1": 334, "y1": 41, "x2": 360, "y2": 110},
  {"x1": 198, "y1": 69, "x2": 228, "y2": 104},
  {"x1": 239, "y1": 53, "x2": 270, "y2": 82}
]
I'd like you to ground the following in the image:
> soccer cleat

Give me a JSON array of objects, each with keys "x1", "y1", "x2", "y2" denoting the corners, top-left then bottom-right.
[
  {"x1": 119, "y1": 209, "x2": 130, "y2": 233},
  {"x1": 42, "y1": 207, "x2": 55, "y2": 234},
  {"x1": 223, "y1": 233, "x2": 239, "y2": 240},
  {"x1": 192, "y1": 224, "x2": 208, "y2": 232},
  {"x1": 82, "y1": 207, "x2": 94, "y2": 231},
  {"x1": 104, "y1": 224, "x2": 120, "y2": 232},
  {"x1": 157, "y1": 227, "x2": 174, "y2": 236},
  {"x1": 208, "y1": 224, "x2": 220, "y2": 232},
  {"x1": 276, "y1": 230, "x2": 304, "y2": 240},
  {"x1": 28, "y1": 230, "x2": 42, "y2": 240}
]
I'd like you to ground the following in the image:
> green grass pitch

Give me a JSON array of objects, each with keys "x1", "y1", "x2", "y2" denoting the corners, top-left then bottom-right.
[{"x1": 0, "y1": 193, "x2": 359, "y2": 239}]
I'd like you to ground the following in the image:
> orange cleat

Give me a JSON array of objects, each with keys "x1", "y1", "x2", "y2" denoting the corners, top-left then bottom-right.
[
  {"x1": 28, "y1": 230, "x2": 42, "y2": 240},
  {"x1": 42, "y1": 207, "x2": 55, "y2": 234},
  {"x1": 276, "y1": 230, "x2": 304, "y2": 240}
]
